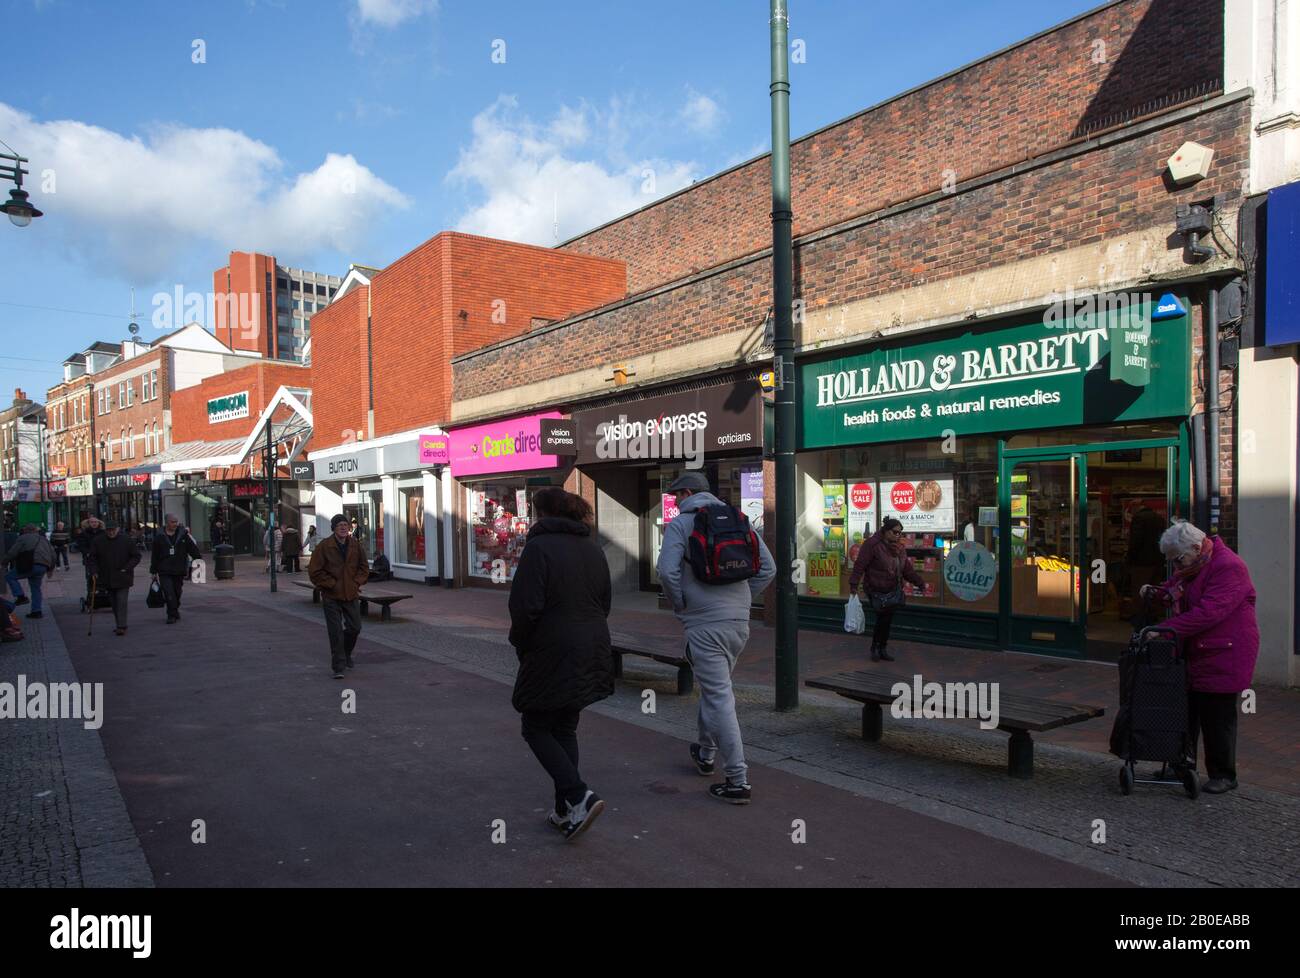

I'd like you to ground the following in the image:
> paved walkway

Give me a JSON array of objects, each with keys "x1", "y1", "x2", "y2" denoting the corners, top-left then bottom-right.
[{"x1": 0, "y1": 569, "x2": 152, "y2": 888}]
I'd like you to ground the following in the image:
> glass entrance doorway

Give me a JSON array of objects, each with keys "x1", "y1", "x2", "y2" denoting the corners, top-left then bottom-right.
[{"x1": 1001, "y1": 437, "x2": 1179, "y2": 661}]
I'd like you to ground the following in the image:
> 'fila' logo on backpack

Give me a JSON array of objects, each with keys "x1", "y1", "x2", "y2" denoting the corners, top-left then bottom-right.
[{"x1": 687, "y1": 504, "x2": 760, "y2": 585}]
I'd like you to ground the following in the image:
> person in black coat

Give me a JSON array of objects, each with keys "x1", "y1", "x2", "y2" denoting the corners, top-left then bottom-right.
[
  {"x1": 508, "y1": 487, "x2": 613, "y2": 842},
  {"x1": 88, "y1": 520, "x2": 141, "y2": 636},
  {"x1": 149, "y1": 515, "x2": 203, "y2": 624}
]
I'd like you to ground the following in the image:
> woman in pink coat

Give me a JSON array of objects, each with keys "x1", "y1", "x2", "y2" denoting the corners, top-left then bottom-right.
[{"x1": 1141, "y1": 520, "x2": 1259, "y2": 794}]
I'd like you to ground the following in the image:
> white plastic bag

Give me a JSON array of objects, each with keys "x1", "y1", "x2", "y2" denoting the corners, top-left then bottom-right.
[{"x1": 843, "y1": 594, "x2": 866, "y2": 634}]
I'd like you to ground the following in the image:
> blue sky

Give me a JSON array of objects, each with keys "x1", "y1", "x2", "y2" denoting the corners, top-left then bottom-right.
[{"x1": 1, "y1": 0, "x2": 1104, "y2": 396}]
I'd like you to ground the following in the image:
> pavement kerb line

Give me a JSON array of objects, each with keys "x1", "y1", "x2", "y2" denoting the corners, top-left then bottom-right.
[
  {"x1": 36, "y1": 608, "x2": 156, "y2": 888},
  {"x1": 229, "y1": 587, "x2": 1296, "y2": 887}
]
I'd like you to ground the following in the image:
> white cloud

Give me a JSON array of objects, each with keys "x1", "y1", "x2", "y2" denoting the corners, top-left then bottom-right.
[
  {"x1": 354, "y1": 0, "x2": 435, "y2": 28},
  {"x1": 680, "y1": 89, "x2": 723, "y2": 135},
  {"x1": 0, "y1": 102, "x2": 409, "y2": 281},
  {"x1": 448, "y1": 96, "x2": 697, "y2": 245}
]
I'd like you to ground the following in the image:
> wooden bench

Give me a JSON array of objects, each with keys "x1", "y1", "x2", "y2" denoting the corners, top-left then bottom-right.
[
  {"x1": 805, "y1": 670, "x2": 1104, "y2": 779},
  {"x1": 610, "y1": 629, "x2": 694, "y2": 694},
  {"x1": 292, "y1": 580, "x2": 413, "y2": 621}
]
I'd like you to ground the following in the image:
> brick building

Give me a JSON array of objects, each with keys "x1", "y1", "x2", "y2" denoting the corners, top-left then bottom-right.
[
  {"x1": 447, "y1": 0, "x2": 1296, "y2": 686},
  {"x1": 307, "y1": 231, "x2": 626, "y2": 581},
  {"x1": 211, "y1": 251, "x2": 343, "y2": 363},
  {"x1": 0, "y1": 389, "x2": 46, "y2": 529}
]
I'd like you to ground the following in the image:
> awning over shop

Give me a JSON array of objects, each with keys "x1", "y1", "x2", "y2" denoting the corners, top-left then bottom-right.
[{"x1": 160, "y1": 386, "x2": 313, "y2": 480}]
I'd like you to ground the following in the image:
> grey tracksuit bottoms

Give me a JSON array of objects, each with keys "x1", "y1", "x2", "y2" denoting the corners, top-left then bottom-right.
[{"x1": 686, "y1": 621, "x2": 749, "y2": 785}]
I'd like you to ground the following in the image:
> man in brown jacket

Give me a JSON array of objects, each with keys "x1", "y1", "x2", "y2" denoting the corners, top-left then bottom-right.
[{"x1": 307, "y1": 515, "x2": 370, "y2": 678}]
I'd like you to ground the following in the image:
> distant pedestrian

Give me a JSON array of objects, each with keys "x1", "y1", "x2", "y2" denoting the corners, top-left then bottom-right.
[
  {"x1": 508, "y1": 487, "x2": 614, "y2": 841},
  {"x1": 1142, "y1": 520, "x2": 1259, "y2": 794},
  {"x1": 50, "y1": 521, "x2": 71, "y2": 571},
  {"x1": 263, "y1": 525, "x2": 283, "y2": 573},
  {"x1": 76, "y1": 516, "x2": 105, "y2": 609},
  {"x1": 849, "y1": 517, "x2": 924, "y2": 662},
  {"x1": 656, "y1": 472, "x2": 775, "y2": 805},
  {"x1": 303, "y1": 525, "x2": 318, "y2": 556},
  {"x1": 88, "y1": 520, "x2": 141, "y2": 637},
  {"x1": 3, "y1": 524, "x2": 56, "y2": 620},
  {"x1": 211, "y1": 517, "x2": 227, "y2": 548},
  {"x1": 281, "y1": 526, "x2": 302, "y2": 573},
  {"x1": 149, "y1": 514, "x2": 202, "y2": 624},
  {"x1": 307, "y1": 514, "x2": 369, "y2": 679}
]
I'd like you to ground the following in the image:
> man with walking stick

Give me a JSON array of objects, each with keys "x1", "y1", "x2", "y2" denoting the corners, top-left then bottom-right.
[{"x1": 88, "y1": 519, "x2": 141, "y2": 637}]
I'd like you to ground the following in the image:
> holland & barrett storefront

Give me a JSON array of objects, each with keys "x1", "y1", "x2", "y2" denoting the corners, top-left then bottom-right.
[{"x1": 797, "y1": 296, "x2": 1192, "y2": 661}]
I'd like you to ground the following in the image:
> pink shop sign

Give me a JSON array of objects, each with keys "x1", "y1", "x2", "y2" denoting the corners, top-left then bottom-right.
[{"x1": 448, "y1": 412, "x2": 566, "y2": 477}]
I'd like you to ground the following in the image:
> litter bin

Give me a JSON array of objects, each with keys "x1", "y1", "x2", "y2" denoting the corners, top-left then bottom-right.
[{"x1": 214, "y1": 543, "x2": 235, "y2": 580}]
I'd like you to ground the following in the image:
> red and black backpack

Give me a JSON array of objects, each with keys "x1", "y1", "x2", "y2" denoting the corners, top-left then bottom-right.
[{"x1": 687, "y1": 504, "x2": 761, "y2": 585}]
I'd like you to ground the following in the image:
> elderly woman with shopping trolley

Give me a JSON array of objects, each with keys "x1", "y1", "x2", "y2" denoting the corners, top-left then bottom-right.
[{"x1": 1141, "y1": 520, "x2": 1259, "y2": 794}]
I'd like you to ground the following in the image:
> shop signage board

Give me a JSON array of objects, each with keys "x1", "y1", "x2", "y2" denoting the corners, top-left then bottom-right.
[
  {"x1": 448, "y1": 412, "x2": 564, "y2": 478},
  {"x1": 46, "y1": 479, "x2": 67, "y2": 498},
  {"x1": 879, "y1": 477, "x2": 955, "y2": 533},
  {"x1": 800, "y1": 299, "x2": 1190, "y2": 448},
  {"x1": 94, "y1": 472, "x2": 151, "y2": 493},
  {"x1": 1, "y1": 480, "x2": 42, "y2": 502},
  {"x1": 208, "y1": 391, "x2": 250, "y2": 424},
  {"x1": 539, "y1": 419, "x2": 578, "y2": 456},
  {"x1": 65, "y1": 475, "x2": 94, "y2": 497},
  {"x1": 822, "y1": 479, "x2": 845, "y2": 519},
  {"x1": 846, "y1": 481, "x2": 875, "y2": 552},
  {"x1": 290, "y1": 461, "x2": 314, "y2": 480},
  {"x1": 418, "y1": 434, "x2": 449, "y2": 465},
  {"x1": 806, "y1": 550, "x2": 841, "y2": 596},
  {"x1": 573, "y1": 380, "x2": 764, "y2": 466}
]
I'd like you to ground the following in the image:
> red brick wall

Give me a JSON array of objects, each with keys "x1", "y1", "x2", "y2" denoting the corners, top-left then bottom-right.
[
  {"x1": 213, "y1": 251, "x2": 276, "y2": 357},
  {"x1": 44, "y1": 379, "x2": 96, "y2": 477},
  {"x1": 308, "y1": 285, "x2": 371, "y2": 452},
  {"x1": 455, "y1": 100, "x2": 1249, "y2": 400},
  {"x1": 561, "y1": 0, "x2": 1224, "y2": 294},
  {"x1": 91, "y1": 353, "x2": 171, "y2": 471},
  {"x1": 170, "y1": 361, "x2": 311, "y2": 444},
  {"x1": 329, "y1": 231, "x2": 628, "y2": 444}
]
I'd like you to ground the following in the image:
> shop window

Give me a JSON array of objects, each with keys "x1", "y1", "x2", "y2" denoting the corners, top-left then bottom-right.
[
  {"x1": 467, "y1": 483, "x2": 540, "y2": 581},
  {"x1": 796, "y1": 437, "x2": 1000, "y2": 613},
  {"x1": 396, "y1": 485, "x2": 425, "y2": 564}
]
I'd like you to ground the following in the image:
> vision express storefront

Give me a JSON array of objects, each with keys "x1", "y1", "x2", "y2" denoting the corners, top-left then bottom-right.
[
  {"x1": 798, "y1": 297, "x2": 1192, "y2": 661},
  {"x1": 572, "y1": 376, "x2": 766, "y2": 596}
]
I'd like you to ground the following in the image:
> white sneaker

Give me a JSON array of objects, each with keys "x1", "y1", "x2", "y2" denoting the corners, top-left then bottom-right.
[
  {"x1": 562, "y1": 790, "x2": 605, "y2": 842},
  {"x1": 546, "y1": 810, "x2": 569, "y2": 832}
]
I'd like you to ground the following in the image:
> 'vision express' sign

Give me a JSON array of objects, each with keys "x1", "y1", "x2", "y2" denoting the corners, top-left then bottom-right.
[{"x1": 800, "y1": 298, "x2": 1189, "y2": 449}]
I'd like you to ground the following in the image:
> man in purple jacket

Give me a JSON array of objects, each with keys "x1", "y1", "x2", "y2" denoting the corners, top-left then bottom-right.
[{"x1": 1143, "y1": 520, "x2": 1259, "y2": 794}]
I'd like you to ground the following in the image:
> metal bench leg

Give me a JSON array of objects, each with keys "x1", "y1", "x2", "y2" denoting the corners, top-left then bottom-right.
[
  {"x1": 1007, "y1": 730, "x2": 1034, "y2": 779},
  {"x1": 677, "y1": 662, "x2": 694, "y2": 695},
  {"x1": 612, "y1": 651, "x2": 623, "y2": 678},
  {"x1": 381, "y1": 603, "x2": 392, "y2": 622},
  {"x1": 862, "y1": 703, "x2": 883, "y2": 742}
]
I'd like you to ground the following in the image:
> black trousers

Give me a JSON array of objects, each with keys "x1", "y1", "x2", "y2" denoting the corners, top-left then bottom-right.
[
  {"x1": 159, "y1": 574, "x2": 185, "y2": 617},
  {"x1": 109, "y1": 588, "x2": 130, "y2": 629},
  {"x1": 1187, "y1": 690, "x2": 1239, "y2": 782},
  {"x1": 871, "y1": 606, "x2": 896, "y2": 647},
  {"x1": 53, "y1": 545, "x2": 70, "y2": 569},
  {"x1": 322, "y1": 597, "x2": 361, "y2": 670},
  {"x1": 521, "y1": 707, "x2": 586, "y2": 812},
  {"x1": 282, "y1": 555, "x2": 300, "y2": 573}
]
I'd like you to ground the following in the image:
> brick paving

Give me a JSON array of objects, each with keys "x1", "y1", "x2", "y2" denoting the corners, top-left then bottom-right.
[{"x1": 0, "y1": 569, "x2": 153, "y2": 888}]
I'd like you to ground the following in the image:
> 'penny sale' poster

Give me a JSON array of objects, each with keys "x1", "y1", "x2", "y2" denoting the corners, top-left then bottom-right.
[{"x1": 880, "y1": 477, "x2": 955, "y2": 533}]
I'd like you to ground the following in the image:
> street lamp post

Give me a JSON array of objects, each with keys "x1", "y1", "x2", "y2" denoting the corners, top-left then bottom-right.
[
  {"x1": 98, "y1": 437, "x2": 108, "y2": 520},
  {"x1": 0, "y1": 147, "x2": 43, "y2": 228}
]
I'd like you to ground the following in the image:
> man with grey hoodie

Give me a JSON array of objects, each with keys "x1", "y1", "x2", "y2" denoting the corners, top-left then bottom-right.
[{"x1": 656, "y1": 471, "x2": 776, "y2": 804}]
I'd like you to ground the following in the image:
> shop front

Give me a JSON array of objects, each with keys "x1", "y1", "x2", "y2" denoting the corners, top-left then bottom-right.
[
  {"x1": 93, "y1": 471, "x2": 154, "y2": 531},
  {"x1": 571, "y1": 375, "x2": 767, "y2": 595},
  {"x1": 448, "y1": 412, "x2": 569, "y2": 586},
  {"x1": 309, "y1": 430, "x2": 449, "y2": 583},
  {"x1": 63, "y1": 475, "x2": 95, "y2": 526},
  {"x1": 798, "y1": 296, "x2": 1192, "y2": 661}
]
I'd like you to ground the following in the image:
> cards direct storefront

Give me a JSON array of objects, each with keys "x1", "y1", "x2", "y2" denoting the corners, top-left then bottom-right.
[
  {"x1": 448, "y1": 412, "x2": 569, "y2": 586},
  {"x1": 798, "y1": 297, "x2": 1192, "y2": 661},
  {"x1": 571, "y1": 376, "x2": 767, "y2": 595}
]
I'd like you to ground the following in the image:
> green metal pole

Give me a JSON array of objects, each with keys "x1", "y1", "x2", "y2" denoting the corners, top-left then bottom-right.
[
  {"x1": 266, "y1": 421, "x2": 277, "y2": 594},
  {"x1": 771, "y1": 0, "x2": 798, "y2": 711}
]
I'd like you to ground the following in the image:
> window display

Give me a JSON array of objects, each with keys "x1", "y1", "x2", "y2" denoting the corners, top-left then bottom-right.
[
  {"x1": 468, "y1": 482, "x2": 537, "y2": 580},
  {"x1": 797, "y1": 437, "x2": 999, "y2": 611},
  {"x1": 397, "y1": 485, "x2": 424, "y2": 565}
]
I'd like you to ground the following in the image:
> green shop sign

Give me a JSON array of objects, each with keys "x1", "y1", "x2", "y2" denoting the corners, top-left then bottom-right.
[
  {"x1": 207, "y1": 390, "x2": 250, "y2": 424},
  {"x1": 800, "y1": 297, "x2": 1189, "y2": 448}
]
